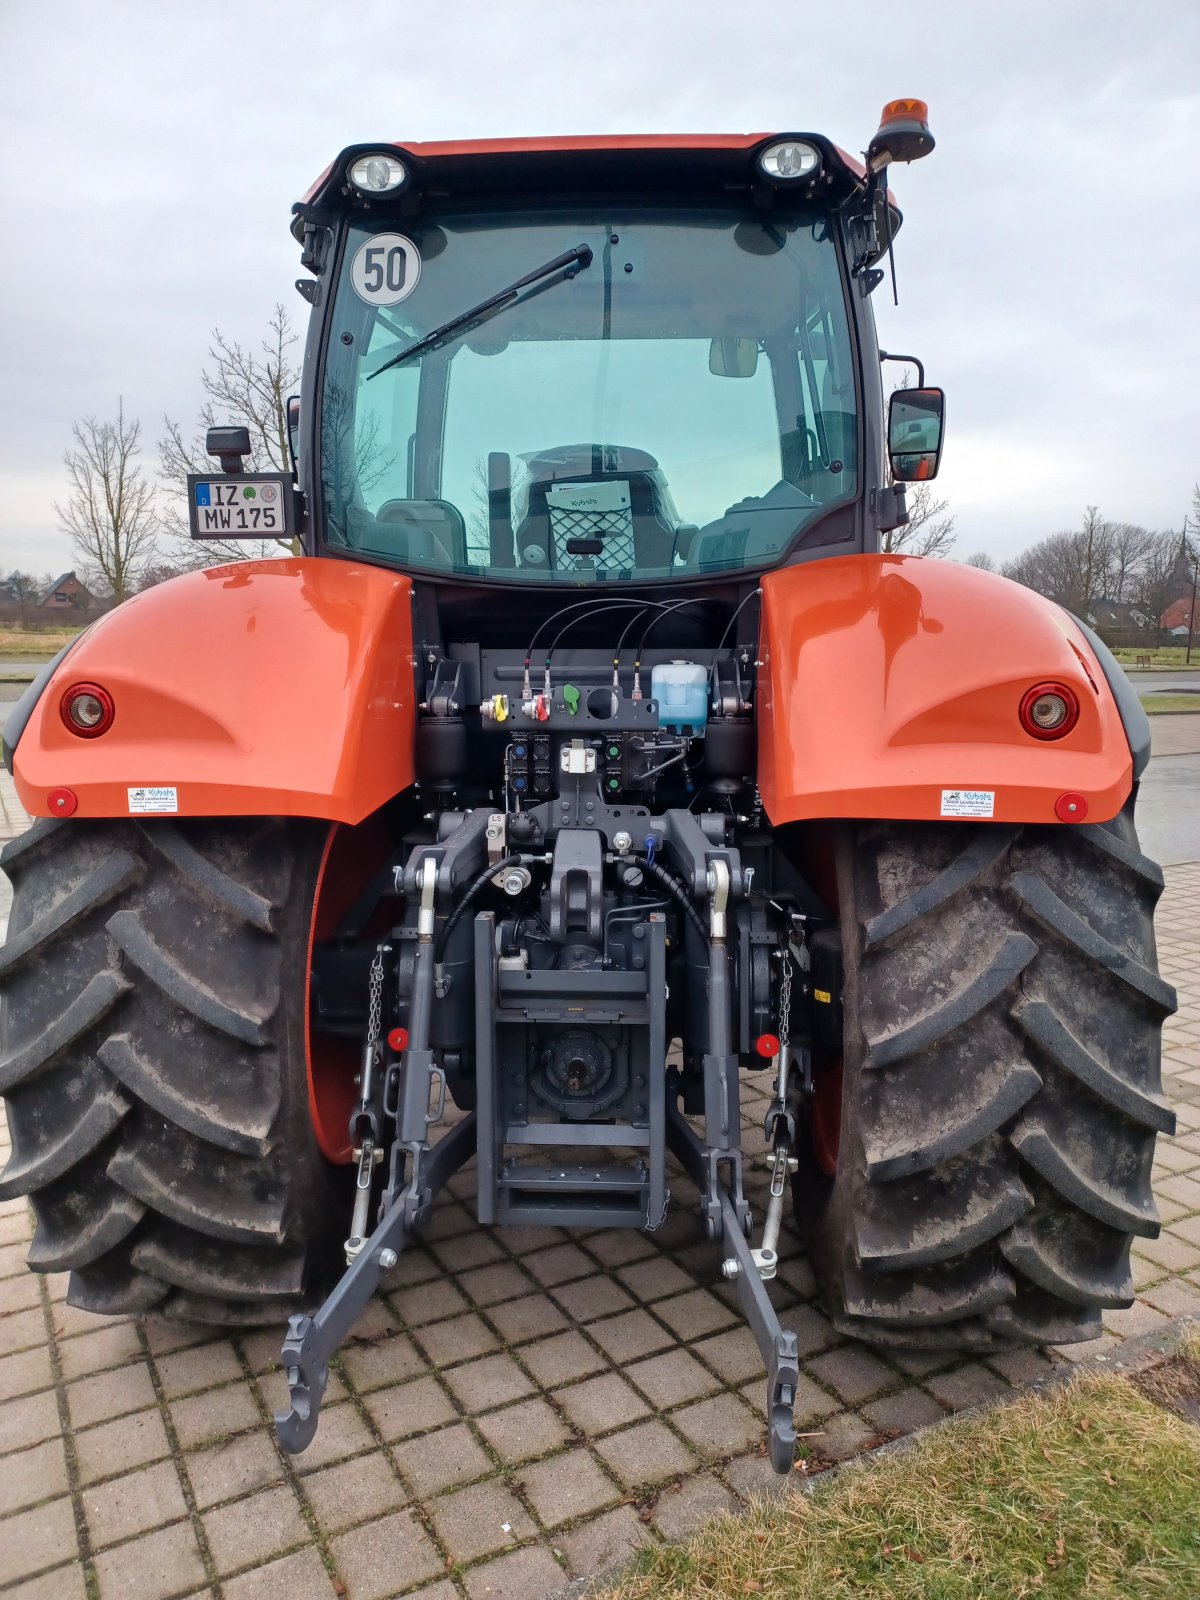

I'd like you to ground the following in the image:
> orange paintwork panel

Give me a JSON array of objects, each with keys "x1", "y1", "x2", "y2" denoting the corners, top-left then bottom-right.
[
  {"x1": 757, "y1": 555, "x2": 1133, "y2": 825},
  {"x1": 13, "y1": 559, "x2": 416, "y2": 824},
  {"x1": 302, "y1": 135, "x2": 883, "y2": 204}
]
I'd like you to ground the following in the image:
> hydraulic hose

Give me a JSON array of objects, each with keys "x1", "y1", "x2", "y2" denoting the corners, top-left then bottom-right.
[
  {"x1": 435, "y1": 855, "x2": 526, "y2": 966},
  {"x1": 636, "y1": 858, "x2": 709, "y2": 946}
]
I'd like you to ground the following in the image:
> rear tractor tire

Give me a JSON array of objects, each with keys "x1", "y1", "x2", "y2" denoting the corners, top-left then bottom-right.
[
  {"x1": 795, "y1": 796, "x2": 1177, "y2": 1349},
  {"x1": 0, "y1": 818, "x2": 346, "y2": 1325}
]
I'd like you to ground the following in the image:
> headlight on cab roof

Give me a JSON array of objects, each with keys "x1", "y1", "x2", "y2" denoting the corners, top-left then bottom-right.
[
  {"x1": 347, "y1": 153, "x2": 408, "y2": 195},
  {"x1": 758, "y1": 140, "x2": 821, "y2": 181}
]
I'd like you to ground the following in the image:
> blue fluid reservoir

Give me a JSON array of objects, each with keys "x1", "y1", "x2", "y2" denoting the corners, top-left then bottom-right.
[{"x1": 651, "y1": 660, "x2": 708, "y2": 731}]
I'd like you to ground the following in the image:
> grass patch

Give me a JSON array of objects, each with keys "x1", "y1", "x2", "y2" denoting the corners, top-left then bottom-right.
[
  {"x1": 605, "y1": 1370, "x2": 1200, "y2": 1599},
  {"x1": 1132, "y1": 1332, "x2": 1200, "y2": 1425},
  {"x1": 1141, "y1": 695, "x2": 1200, "y2": 715},
  {"x1": 0, "y1": 626, "x2": 85, "y2": 657},
  {"x1": 1112, "y1": 648, "x2": 1199, "y2": 666}
]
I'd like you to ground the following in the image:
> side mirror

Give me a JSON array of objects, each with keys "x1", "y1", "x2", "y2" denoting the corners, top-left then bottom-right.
[
  {"x1": 286, "y1": 397, "x2": 301, "y2": 471},
  {"x1": 888, "y1": 387, "x2": 945, "y2": 481},
  {"x1": 709, "y1": 337, "x2": 759, "y2": 378},
  {"x1": 206, "y1": 425, "x2": 252, "y2": 475}
]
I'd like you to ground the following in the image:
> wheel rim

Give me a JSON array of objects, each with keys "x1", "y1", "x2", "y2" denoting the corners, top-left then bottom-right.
[
  {"x1": 809, "y1": 1057, "x2": 842, "y2": 1176},
  {"x1": 305, "y1": 814, "x2": 396, "y2": 1164}
]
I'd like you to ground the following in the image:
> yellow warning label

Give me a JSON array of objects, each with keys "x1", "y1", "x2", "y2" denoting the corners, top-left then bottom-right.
[{"x1": 814, "y1": 988, "x2": 832, "y2": 1004}]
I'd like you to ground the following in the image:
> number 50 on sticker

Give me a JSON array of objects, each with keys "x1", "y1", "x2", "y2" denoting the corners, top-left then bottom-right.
[{"x1": 350, "y1": 233, "x2": 421, "y2": 306}]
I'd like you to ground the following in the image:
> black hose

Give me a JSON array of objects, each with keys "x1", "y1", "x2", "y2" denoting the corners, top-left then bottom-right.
[
  {"x1": 436, "y1": 855, "x2": 525, "y2": 963},
  {"x1": 637, "y1": 858, "x2": 709, "y2": 945}
]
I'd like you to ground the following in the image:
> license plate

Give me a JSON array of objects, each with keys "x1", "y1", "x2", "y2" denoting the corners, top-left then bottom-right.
[{"x1": 187, "y1": 475, "x2": 293, "y2": 539}]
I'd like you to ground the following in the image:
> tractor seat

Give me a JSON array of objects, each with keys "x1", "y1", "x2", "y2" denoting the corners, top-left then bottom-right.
[
  {"x1": 513, "y1": 445, "x2": 677, "y2": 574},
  {"x1": 370, "y1": 498, "x2": 468, "y2": 569}
]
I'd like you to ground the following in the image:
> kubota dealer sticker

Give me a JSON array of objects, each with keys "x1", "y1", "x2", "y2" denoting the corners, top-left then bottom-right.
[
  {"x1": 941, "y1": 789, "x2": 995, "y2": 819},
  {"x1": 128, "y1": 786, "x2": 179, "y2": 815}
]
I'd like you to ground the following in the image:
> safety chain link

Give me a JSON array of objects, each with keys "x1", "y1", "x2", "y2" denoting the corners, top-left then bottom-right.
[
  {"x1": 777, "y1": 943, "x2": 793, "y2": 1046},
  {"x1": 366, "y1": 946, "x2": 385, "y2": 1048}
]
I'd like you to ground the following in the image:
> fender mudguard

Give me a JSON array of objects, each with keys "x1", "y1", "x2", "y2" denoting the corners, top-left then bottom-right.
[
  {"x1": 9, "y1": 558, "x2": 415, "y2": 823},
  {"x1": 757, "y1": 554, "x2": 1136, "y2": 825}
]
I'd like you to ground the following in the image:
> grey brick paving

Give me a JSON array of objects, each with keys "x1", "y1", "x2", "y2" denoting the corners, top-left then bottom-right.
[{"x1": 1, "y1": 766, "x2": 1198, "y2": 1598}]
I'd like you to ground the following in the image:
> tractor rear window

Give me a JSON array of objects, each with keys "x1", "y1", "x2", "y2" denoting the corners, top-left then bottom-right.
[{"x1": 320, "y1": 205, "x2": 857, "y2": 583}]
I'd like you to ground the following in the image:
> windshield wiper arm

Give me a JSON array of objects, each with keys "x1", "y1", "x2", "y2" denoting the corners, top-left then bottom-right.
[{"x1": 367, "y1": 243, "x2": 593, "y2": 381}]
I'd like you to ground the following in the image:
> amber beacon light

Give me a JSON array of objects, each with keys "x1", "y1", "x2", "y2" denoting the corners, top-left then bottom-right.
[{"x1": 867, "y1": 99, "x2": 936, "y2": 170}]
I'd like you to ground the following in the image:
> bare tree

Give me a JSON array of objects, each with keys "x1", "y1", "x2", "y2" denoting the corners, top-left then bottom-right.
[
  {"x1": 962, "y1": 551, "x2": 996, "y2": 571},
  {"x1": 1135, "y1": 529, "x2": 1193, "y2": 629},
  {"x1": 1077, "y1": 505, "x2": 1114, "y2": 608},
  {"x1": 1108, "y1": 522, "x2": 1155, "y2": 602},
  {"x1": 7, "y1": 570, "x2": 45, "y2": 626},
  {"x1": 882, "y1": 481, "x2": 957, "y2": 557},
  {"x1": 136, "y1": 561, "x2": 188, "y2": 592},
  {"x1": 159, "y1": 303, "x2": 299, "y2": 563},
  {"x1": 55, "y1": 402, "x2": 159, "y2": 603},
  {"x1": 1002, "y1": 508, "x2": 1119, "y2": 615}
]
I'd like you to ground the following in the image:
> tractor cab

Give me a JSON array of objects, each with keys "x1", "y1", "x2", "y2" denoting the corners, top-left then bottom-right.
[{"x1": 286, "y1": 114, "x2": 943, "y2": 598}]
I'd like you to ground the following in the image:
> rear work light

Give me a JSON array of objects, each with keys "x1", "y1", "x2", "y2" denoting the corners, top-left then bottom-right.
[
  {"x1": 758, "y1": 140, "x2": 821, "y2": 182},
  {"x1": 346, "y1": 153, "x2": 408, "y2": 195},
  {"x1": 1018, "y1": 683, "x2": 1079, "y2": 740},
  {"x1": 61, "y1": 682, "x2": 115, "y2": 738}
]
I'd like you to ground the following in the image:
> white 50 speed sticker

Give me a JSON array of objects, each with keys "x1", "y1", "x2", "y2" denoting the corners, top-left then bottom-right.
[
  {"x1": 941, "y1": 789, "x2": 995, "y2": 819},
  {"x1": 128, "y1": 786, "x2": 178, "y2": 815},
  {"x1": 350, "y1": 233, "x2": 421, "y2": 306}
]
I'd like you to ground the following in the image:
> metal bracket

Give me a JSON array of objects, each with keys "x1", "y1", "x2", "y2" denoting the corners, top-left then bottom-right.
[
  {"x1": 717, "y1": 1180, "x2": 799, "y2": 1471},
  {"x1": 275, "y1": 1114, "x2": 477, "y2": 1454},
  {"x1": 750, "y1": 1148, "x2": 798, "y2": 1280},
  {"x1": 667, "y1": 1100, "x2": 797, "y2": 1473}
]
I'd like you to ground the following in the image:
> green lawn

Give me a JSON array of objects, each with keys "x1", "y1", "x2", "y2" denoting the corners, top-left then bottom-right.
[
  {"x1": 0, "y1": 625, "x2": 86, "y2": 658},
  {"x1": 1141, "y1": 695, "x2": 1200, "y2": 715},
  {"x1": 605, "y1": 1349, "x2": 1200, "y2": 1600},
  {"x1": 1112, "y1": 647, "x2": 1198, "y2": 667}
]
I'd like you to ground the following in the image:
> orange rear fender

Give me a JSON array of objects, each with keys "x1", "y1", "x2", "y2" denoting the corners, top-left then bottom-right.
[
  {"x1": 12, "y1": 558, "x2": 416, "y2": 823},
  {"x1": 757, "y1": 554, "x2": 1134, "y2": 825}
]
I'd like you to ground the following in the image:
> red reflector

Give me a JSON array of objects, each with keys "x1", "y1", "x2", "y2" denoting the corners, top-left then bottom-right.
[
  {"x1": 48, "y1": 787, "x2": 78, "y2": 817},
  {"x1": 387, "y1": 1027, "x2": 409, "y2": 1053},
  {"x1": 1055, "y1": 792, "x2": 1089, "y2": 822},
  {"x1": 755, "y1": 1033, "x2": 781, "y2": 1059}
]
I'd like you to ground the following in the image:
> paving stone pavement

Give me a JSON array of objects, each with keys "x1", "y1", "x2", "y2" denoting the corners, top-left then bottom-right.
[{"x1": 1, "y1": 771, "x2": 1199, "y2": 1600}]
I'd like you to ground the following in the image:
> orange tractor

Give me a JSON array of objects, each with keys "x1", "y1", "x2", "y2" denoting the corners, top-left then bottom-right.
[{"x1": 0, "y1": 105, "x2": 1175, "y2": 1471}]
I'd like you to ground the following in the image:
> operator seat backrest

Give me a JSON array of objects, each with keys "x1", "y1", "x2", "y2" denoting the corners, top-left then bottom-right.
[
  {"x1": 514, "y1": 445, "x2": 675, "y2": 574},
  {"x1": 374, "y1": 498, "x2": 468, "y2": 569}
]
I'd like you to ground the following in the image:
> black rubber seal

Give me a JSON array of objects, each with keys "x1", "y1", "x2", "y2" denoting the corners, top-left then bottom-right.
[
  {"x1": 2, "y1": 637, "x2": 86, "y2": 775},
  {"x1": 1065, "y1": 610, "x2": 1151, "y2": 780}
]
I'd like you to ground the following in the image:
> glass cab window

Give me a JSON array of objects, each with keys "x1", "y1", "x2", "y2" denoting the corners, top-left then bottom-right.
[{"x1": 321, "y1": 206, "x2": 857, "y2": 583}]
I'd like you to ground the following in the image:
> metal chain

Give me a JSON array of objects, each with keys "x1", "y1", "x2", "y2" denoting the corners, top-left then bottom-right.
[
  {"x1": 366, "y1": 947, "x2": 385, "y2": 1047},
  {"x1": 778, "y1": 945, "x2": 793, "y2": 1046}
]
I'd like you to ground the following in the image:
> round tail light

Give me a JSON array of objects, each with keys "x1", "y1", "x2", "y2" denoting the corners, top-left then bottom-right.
[
  {"x1": 61, "y1": 683, "x2": 115, "y2": 738},
  {"x1": 1018, "y1": 683, "x2": 1079, "y2": 740}
]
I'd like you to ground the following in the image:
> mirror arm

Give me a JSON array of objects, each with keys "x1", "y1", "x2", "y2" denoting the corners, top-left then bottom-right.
[{"x1": 879, "y1": 351, "x2": 925, "y2": 388}]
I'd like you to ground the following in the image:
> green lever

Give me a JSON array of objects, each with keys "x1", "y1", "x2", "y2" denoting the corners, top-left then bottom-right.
[{"x1": 563, "y1": 684, "x2": 581, "y2": 715}]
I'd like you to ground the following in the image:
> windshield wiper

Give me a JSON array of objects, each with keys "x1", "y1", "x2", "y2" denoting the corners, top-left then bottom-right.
[{"x1": 368, "y1": 243, "x2": 593, "y2": 381}]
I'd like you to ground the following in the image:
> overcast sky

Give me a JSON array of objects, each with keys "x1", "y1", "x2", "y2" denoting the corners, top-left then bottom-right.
[{"x1": 1, "y1": 0, "x2": 1196, "y2": 578}]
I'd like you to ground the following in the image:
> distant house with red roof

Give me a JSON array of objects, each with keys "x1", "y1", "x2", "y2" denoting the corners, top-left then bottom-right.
[
  {"x1": 1161, "y1": 595, "x2": 1194, "y2": 638},
  {"x1": 39, "y1": 571, "x2": 94, "y2": 610}
]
